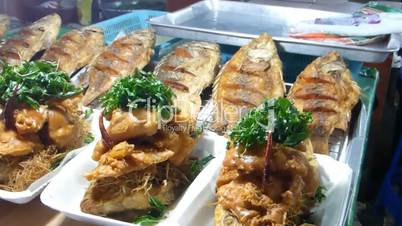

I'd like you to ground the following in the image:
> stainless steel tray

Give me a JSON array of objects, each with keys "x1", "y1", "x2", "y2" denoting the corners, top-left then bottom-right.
[{"x1": 149, "y1": 0, "x2": 397, "y2": 63}]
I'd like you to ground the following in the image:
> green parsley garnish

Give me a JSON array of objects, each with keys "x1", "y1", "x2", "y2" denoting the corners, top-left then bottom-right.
[
  {"x1": 190, "y1": 154, "x2": 215, "y2": 180},
  {"x1": 229, "y1": 98, "x2": 312, "y2": 149},
  {"x1": 100, "y1": 70, "x2": 175, "y2": 117},
  {"x1": 84, "y1": 133, "x2": 95, "y2": 144},
  {"x1": 314, "y1": 185, "x2": 327, "y2": 203},
  {"x1": 0, "y1": 61, "x2": 82, "y2": 109},
  {"x1": 83, "y1": 108, "x2": 93, "y2": 119},
  {"x1": 133, "y1": 196, "x2": 167, "y2": 226},
  {"x1": 190, "y1": 125, "x2": 204, "y2": 138}
]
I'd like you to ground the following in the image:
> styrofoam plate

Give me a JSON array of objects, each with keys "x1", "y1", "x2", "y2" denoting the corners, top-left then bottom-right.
[
  {"x1": 0, "y1": 109, "x2": 101, "y2": 204},
  {"x1": 41, "y1": 131, "x2": 352, "y2": 225},
  {"x1": 40, "y1": 131, "x2": 227, "y2": 226},
  {"x1": 170, "y1": 152, "x2": 353, "y2": 226}
]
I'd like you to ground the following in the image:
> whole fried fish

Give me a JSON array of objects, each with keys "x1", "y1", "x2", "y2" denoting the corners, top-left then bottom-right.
[
  {"x1": 154, "y1": 41, "x2": 220, "y2": 126},
  {"x1": 41, "y1": 27, "x2": 104, "y2": 75},
  {"x1": 288, "y1": 51, "x2": 360, "y2": 154},
  {"x1": 212, "y1": 33, "x2": 285, "y2": 132},
  {"x1": 0, "y1": 14, "x2": 10, "y2": 38},
  {"x1": 0, "y1": 14, "x2": 61, "y2": 65},
  {"x1": 82, "y1": 29, "x2": 155, "y2": 105}
]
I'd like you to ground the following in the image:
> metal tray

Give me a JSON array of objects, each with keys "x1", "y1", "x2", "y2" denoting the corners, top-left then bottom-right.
[
  {"x1": 151, "y1": 39, "x2": 378, "y2": 226},
  {"x1": 149, "y1": 0, "x2": 397, "y2": 63}
]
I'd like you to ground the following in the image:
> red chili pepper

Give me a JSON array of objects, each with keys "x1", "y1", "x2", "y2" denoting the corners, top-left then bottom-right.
[
  {"x1": 262, "y1": 131, "x2": 273, "y2": 187},
  {"x1": 4, "y1": 86, "x2": 20, "y2": 129},
  {"x1": 99, "y1": 111, "x2": 114, "y2": 150}
]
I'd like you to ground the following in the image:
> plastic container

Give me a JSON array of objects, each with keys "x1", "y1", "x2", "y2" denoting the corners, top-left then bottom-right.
[{"x1": 91, "y1": 9, "x2": 166, "y2": 44}]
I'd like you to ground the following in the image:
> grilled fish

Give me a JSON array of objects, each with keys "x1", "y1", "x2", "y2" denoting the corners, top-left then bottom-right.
[
  {"x1": 82, "y1": 29, "x2": 155, "y2": 105},
  {"x1": 0, "y1": 14, "x2": 61, "y2": 65},
  {"x1": 41, "y1": 27, "x2": 104, "y2": 75},
  {"x1": 288, "y1": 51, "x2": 360, "y2": 154},
  {"x1": 212, "y1": 33, "x2": 285, "y2": 132},
  {"x1": 0, "y1": 14, "x2": 10, "y2": 38},
  {"x1": 154, "y1": 41, "x2": 220, "y2": 125}
]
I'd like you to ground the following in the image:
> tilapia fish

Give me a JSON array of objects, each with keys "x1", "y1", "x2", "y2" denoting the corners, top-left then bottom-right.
[
  {"x1": 0, "y1": 14, "x2": 61, "y2": 65},
  {"x1": 0, "y1": 14, "x2": 10, "y2": 38},
  {"x1": 82, "y1": 29, "x2": 155, "y2": 105},
  {"x1": 154, "y1": 41, "x2": 220, "y2": 126},
  {"x1": 212, "y1": 33, "x2": 285, "y2": 132},
  {"x1": 41, "y1": 27, "x2": 104, "y2": 75},
  {"x1": 288, "y1": 51, "x2": 360, "y2": 154}
]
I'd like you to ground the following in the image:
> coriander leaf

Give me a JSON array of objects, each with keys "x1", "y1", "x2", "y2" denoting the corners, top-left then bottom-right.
[
  {"x1": 84, "y1": 133, "x2": 95, "y2": 144},
  {"x1": 100, "y1": 69, "x2": 175, "y2": 117},
  {"x1": 0, "y1": 61, "x2": 82, "y2": 109},
  {"x1": 133, "y1": 196, "x2": 167, "y2": 226},
  {"x1": 314, "y1": 185, "x2": 327, "y2": 203},
  {"x1": 83, "y1": 108, "x2": 94, "y2": 119},
  {"x1": 190, "y1": 154, "x2": 215, "y2": 179},
  {"x1": 190, "y1": 125, "x2": 204, "y2": 138},
  {"x1": 229, "y1": 98, "x2": 312, "y2": 149},
  {"x1": 133, "y1": 215, "x2": 161, "y2": 226}
]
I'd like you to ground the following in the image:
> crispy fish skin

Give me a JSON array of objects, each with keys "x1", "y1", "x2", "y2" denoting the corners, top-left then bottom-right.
[
  {"x1": 288, "y1": 51, "x2": 360, "y2": 154},
  {"x1": 0, "y1": 14, "x2": 10, "y2": 38},
  {"x1": 215, "y1": 144, "x2": 320, "y2": 226},
  {"x1": 0, "y1": 14, "x2": 61, "y2": 65},
  {"x1": 82, "y1": 29, "x2": 155, "y2": 105},
  {"x1": 212, "y1": 33, "x2": 285, "y2": 132},
  {"x1": 154, "y1": 41, "x2": 220, "y2": 127},
  {"x1": 41, "y1": 27, "x2": 104, "y2": 75}
]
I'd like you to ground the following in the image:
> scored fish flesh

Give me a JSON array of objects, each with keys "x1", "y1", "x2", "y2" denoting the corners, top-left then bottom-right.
[
  {"x1": 288, "y1": 51, "x2": 360, "y2": 154},
  {"x1": 82, "y1": 29, "x2": 155, "y2": 105},
  {"x1": 212, "y1": 33, "x2": 285, "y2": 132},
  {"x1": 41, "y1": 27, "x2": 104, "y2": 75},
  {"x1": 154, "y1": 41, "x2": 220, "y2": 126},
  {"x1": 0, "y1": 14, "x2": 61, "y2": 65}
]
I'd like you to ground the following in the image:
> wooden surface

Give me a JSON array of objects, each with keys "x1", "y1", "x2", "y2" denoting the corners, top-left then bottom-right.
[{"x1": 0, "y1": 198, "x2": 92, "y2": 226}]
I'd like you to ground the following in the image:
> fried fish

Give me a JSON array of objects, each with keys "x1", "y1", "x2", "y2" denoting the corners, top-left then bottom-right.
[
  {"x1": 41, "y1": 27, "x2": 104, "y2": 75},
  {"x1": 288, "y1": 51, "x2": 360, "y2": 154},
  {"x1": 212, "y1": 33, "x2": 285, "y2": 132},
  {"x1": 0, "y1": 14, "x2": 61, "y2": 65},
  {"x1": 154, "y1": 41, "x2": 220, "y2": 126},
  {"x1": 82, "y1": 29, "x2": 155, "y2": 105},
  {"x1": 0, "y1": 14, "x2": 10, "y2": 38}
]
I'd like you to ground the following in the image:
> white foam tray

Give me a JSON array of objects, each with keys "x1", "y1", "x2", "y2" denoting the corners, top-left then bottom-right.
[
  {"x1": 41, "y1": 131, "x2": 352, "y2": 226},
  {"x1": 0, "y1": 109, "x2": 101, "y2": 204}
]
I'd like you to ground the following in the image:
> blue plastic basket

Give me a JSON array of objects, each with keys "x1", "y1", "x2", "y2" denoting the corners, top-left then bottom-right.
[{"x1": 91, "y1": 10, "x2": 166, "y2": 44}]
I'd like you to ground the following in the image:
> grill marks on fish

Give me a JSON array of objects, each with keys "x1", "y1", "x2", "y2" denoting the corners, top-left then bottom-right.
[
  {"x1": 82, "y1": 29, "x2": 155, "y2": 105},
  {"x1": 0, "y1": 14, "x2": 61, "y2": 65},
  {"x1": 41, "y1": 27, "x2": 104, "y2": 75},
  {"x1": 212, "y1": 33, "x2": 285, "y2": 132},
  {"x1": 288, "y1": 51, "x2": 360, "y2": 154},
  {"x1": 155, "y1": 41, "x2": 220, "y2": 123}
]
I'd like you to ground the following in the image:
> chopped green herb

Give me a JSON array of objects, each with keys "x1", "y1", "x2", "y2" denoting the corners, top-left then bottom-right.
[
  {"x1": 83, "y1": 108, "x2": 93, "y2": 119},
  {"x1": 190, "y1": 154, "x2": 215, "y2": 179},
  {"x1": 100, "y1": 70, "x2": 175, "y2": 117},
  {"x1": 190, "y1": 125, "x2": 204, "y2": 138},
  {"x1": 84, "y1": 133, "x2": 95, "y2": 144},
  {"x1": 314, "y1": 185, "x2": 327, "y2": 203},
  {"x1": 0, "y1": 61, "x2": 82, "y2": 109},
  {"x1": 133, "y1": 196, "x2": 167, "y2": 226},
  {"x1": 50, "y1": 152, "x2": 68, "y2": 170},
  {"x1": 229, "y1": 98, "x2": 312, "y2": 149}
]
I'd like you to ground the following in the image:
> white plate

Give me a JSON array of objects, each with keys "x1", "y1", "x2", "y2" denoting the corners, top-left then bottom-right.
[
  {"x1": 171, "y1": 153, "x2": 353, "y2": 226},
  {"x1": 0, "y1": 110, "x2": 101, "y2": 204},
  {"x1": 40, "y1": 131, "x2": 227, "y2": 226},
  {"x1": 41, "y1": 132, "x2": 352, "y2": 226}
]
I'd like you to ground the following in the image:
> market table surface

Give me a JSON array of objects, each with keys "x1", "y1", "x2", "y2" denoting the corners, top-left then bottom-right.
[{"x1": 0, "y1": 198, "x2": 93, "y2": 226}]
